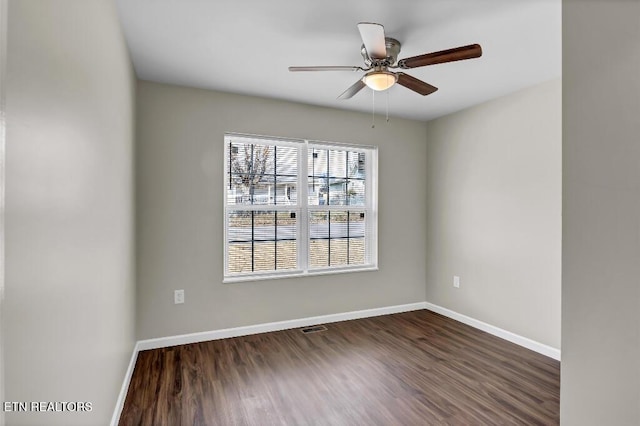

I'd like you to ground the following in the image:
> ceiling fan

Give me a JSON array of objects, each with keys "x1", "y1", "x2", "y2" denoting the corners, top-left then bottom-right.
[{"x1": 289, "y1": 22, "x2": 482, "y2": 100}]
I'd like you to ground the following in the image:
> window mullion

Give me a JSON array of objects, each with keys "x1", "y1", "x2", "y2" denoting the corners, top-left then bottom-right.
[
  {"x1": 273, "y1": 145, "x2": 277, "y2": 206},
  {"x1": 250, "y1": 144, "x2": 254, "y2": 206},
  {"x1": 273, "y1": 147, "x2": 277, "y2": 271},
  {"x1": 326, "y1": 148, "x2": 330, "y2": 207},
  {"x1": 366, "y1": 149, "x2": 377, "y2": 265},
  {"x1": 251, "y1": 210, "x2": 255, "y2": 272},
  {"x1": 347, "y1": 210, "x2": 350, "y2": 265},
  {"x1": 327, "y1": 211, "x2": 331, "y2": 267},
  {"x1": 299, "y1": 141, "x2": 309, "y2": 272}
]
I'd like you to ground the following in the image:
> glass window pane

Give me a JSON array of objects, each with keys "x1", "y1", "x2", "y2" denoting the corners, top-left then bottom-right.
[
  {"x1": 276, "y1": 211, "x2": 297, "y2": 241},
  {"x1": 348, "y1": 238, "x2": 365, "y2": 265},
  {"x1": 275, "y1": 175, "x2": 297, "y2": 205},
  {"x1": 308, "y1": 148, "x2": 366, "y2": 206},
  {"x1": 227, "y1": 210, "x2": 298, "y2": 274},
  {"x1": 275, "y1": 146, "x2": 298, "y2": 176},
  {"x1": 253, "y1": 144, "x2": 275, "y2": 174},
  {"x1": 276, "y1": 240, "x2": 297, "y2": 270},
  {"x1": 348, "y1": 152, "x2": 366, "y2": 179},
  {"x1": 229, "y1": 142, "x2": 300, "y2": 206},
  {"x1": 254, "y1": 241, "x2": 275, "y2": 271},
  {"x1": 228, "y1": 211, "x2": 252, "y2": 242},
  {"x1": 329, "y1": 239, "x2": 348, "y2": 266},
  {"x1": 230, "y1": 143, "x2": 273, "y2": 177},
  {"x1": 253, "y1": 211, "x2": 276, "y2": 241},
  {"x1": 308, "y1": 148, "x2": 328, "y2": 178},
  {"x1": 308, "y1": 210, "x2": 368, "y2": 268},
  {"x1": 309, "y1": 239, "x2": 329, "y2": 268},
  {"x1": 346, "y1": 179, "x2": 365, "y2": 206},
  {"x1": 328, "y1": 150, "x2": 347, "y2": 178},
  {"x1": 308, "y1": 177, "x2": 328, "y2": 205},
  {"x1": 228, "y1": 242, "x2": 252, "y2": 273},
  {"x1": 326, "y1": 178, "x2": 347, "y2": 205},
  {"x1": 309, "y1": 211, "x2": 329, "y2": 239},
  {"x1": 329, "y1": 211, "x2": 349, "y2": 238},
  {"x1": 349, "y1": 211, "x2": 366, "y2": 238},
  {"x1": 229, "y1": 175, "x2": 275, "y2": 205},
  {"x1": 230, "y1": 181, "x2": 296, "y2": 206}
]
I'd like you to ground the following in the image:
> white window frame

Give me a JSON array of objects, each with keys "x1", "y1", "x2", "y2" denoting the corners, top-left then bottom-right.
[{"x1": 223, "y1": 133, "x2": 378, "y2": 283}]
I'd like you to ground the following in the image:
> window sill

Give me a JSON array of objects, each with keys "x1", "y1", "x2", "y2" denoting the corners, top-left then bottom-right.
[{"x1": 223, "y1": 265, "x2": 379, "y2": 284}]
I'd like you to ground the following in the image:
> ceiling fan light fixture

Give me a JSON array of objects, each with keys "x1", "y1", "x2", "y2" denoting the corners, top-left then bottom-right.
[{"x1": 362, "y1": 70, "x2": 397, "y2": 91}]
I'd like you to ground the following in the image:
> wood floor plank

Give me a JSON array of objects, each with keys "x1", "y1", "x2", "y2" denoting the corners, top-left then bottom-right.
[{"x1": 120, "y1": 310, "x2": 559, "y2": 425}]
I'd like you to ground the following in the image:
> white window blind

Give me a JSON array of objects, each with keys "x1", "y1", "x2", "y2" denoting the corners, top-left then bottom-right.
[{"x1": 224, "y1": 133, "x2": 377, "y2": 282}]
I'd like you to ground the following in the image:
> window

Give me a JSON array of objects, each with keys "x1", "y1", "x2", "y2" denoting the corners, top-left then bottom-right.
[{"x1": 224, "y1": 133, "x2": 377, "y2": 281}]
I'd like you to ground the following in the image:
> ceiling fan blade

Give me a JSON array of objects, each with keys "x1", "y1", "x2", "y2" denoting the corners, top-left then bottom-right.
[
  {"x1": 396, "y1": 73, "x2": 438, "y2": 96},
  {"x1": 357, "y1": 22, "x2": 387, "y2": 60},
  {"x1": 289, "y1": 66, "x2": 362, "y2": 72},
  {"x1": 398, "y1": 44, "x2": 482, "y2": 69},
  {"x1": 337, "y1": 79, "x2": 366, "y2": 100}
]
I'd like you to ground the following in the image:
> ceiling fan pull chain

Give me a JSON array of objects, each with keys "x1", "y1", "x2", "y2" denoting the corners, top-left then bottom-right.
[
  {"x1": 371, "y1": 90, "x2": 376, "y2": 128},
  {"x1": 386, "y1": 89, "x2": 390, "y2": 123}
]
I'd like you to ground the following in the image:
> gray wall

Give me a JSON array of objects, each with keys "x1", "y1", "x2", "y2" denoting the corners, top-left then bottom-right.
[
  {"x1": 562, "y1": 1, "x2": 640, "y2": 424},
  {"x1": 425, "y1": 79, "x2": 562, "y2": 349},
  {"x1": 4, "y1": 1, "x2": 136, "y2": 425},
  {"x1": 0, "y1": 0, "x2": 7, "y2": 420},
  {"x1": 135, "y1": 80, "x2": 428, "y2": 340}
]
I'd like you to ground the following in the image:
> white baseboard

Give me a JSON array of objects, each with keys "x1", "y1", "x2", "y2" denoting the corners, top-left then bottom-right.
[
  {"x1": 110, "y1": 342, "x2": 141, "y2": 426},
  {"x1": 113, "y1": 300, "x2": 560, "y2": 424},
  {"x1": 136, "y1": 302, "x2": 427, "y2": 351},
  {"x1": 423, "y1": 301, "x2": 561, "y2": 361}
]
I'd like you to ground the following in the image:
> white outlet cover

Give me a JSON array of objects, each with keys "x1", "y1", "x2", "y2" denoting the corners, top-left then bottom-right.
[
  {"x1": 453, "y1": 276, "x2": 460, "y2": 288},
  {"x1": 174, "y1": 289, "x2": 185, "y2": 304}
]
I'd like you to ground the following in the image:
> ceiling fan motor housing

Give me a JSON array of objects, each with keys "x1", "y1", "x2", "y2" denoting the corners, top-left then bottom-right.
[{"x1": 361, "y1": 37, "x2": 401, "y2": 67}]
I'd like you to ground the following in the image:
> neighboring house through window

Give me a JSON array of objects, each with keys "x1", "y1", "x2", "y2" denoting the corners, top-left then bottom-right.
[{"x1": 224, "y1": 133, "x2": 378, "y2": 281}]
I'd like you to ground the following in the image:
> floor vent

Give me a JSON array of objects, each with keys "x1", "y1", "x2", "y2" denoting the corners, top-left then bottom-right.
[{"x1": 300, "y1": 325, "x2": 328, "y2": 334}]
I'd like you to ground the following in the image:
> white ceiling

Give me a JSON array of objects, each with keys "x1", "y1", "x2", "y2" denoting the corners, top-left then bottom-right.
[{"x1": 115, "y1": 0, "x2": 561, "y2": 122}]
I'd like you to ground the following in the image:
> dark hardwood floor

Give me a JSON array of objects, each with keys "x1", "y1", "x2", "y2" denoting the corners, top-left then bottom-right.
[{"x1": 120, "y1": 310, "x2": 560, "y2": 425}]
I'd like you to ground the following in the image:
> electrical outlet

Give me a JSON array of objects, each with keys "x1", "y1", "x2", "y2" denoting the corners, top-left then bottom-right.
[
  {"x1": 174, "y1": 289, "x2": 185, "y2": 304},
  {"x1": 453, "y1": 276, "x2": 460, "y2": 289}
]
